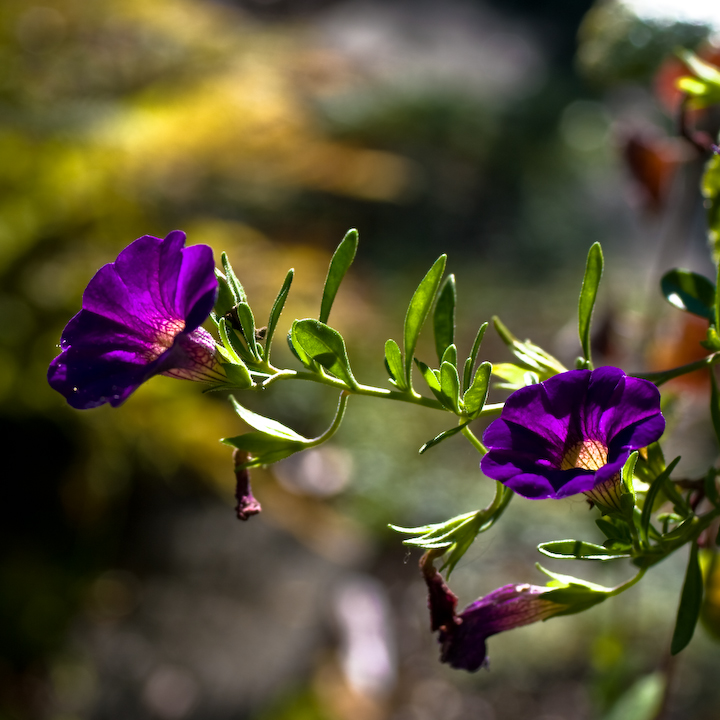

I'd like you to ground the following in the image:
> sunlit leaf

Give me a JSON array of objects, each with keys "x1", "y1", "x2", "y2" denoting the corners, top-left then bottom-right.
[
  {"x1": 440, "y1": 360, "x2": 461, "y2": 414},
  {"x1": 229, "y1": 396, "x2": 307, "y2": 441},
  {"x1": 319, "y1": 229, "x2": 358, "y2": 324},
  {"x1": 538, "y1": 540, "x2": 631, "y2": 561},
  {"x1": 221, "y1": 251, "x2": 247, "y2": 303},
  {"x1": 463, "y1": 361, "x2": 491, "y2": 418},
  {"x1": 404, "y1": 255, "x2": 447, "y2": 384},
  {"x1": 384, "y1": 339, "x2": 408, "y2": 390},
  {"x1": 292, "y1": 319, "x2": 358, "y2": 388},
  {"x1": 578, "y1": 242, "x2": 603, "y2": 366},
  {"x1": 462, "y1": 321, "x2": 488, "y2": 391},
  {"x1": 433, "y1": 274, "x2": 456, "y2": 363},
  {"x1": 265, "y1": 268, "x2": 294, "y2": 360}
]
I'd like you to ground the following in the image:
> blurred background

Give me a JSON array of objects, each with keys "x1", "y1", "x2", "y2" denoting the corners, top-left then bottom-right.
[{"x1": 2, "y1": 0, "x2": 720, "y2": 718}]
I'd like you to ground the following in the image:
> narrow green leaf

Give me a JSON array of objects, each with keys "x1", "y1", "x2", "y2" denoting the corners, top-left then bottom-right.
[
  {"x1": 462, "y1": 321, "x2": 488, "y2": 391},
  {"x1": 229, "y1": 396, "x2": 308, "y2": 441},
  {"x1": 705, "y1": 468, "x2": 720, "y2": 508},
  {"x1": 640, "y1": 456, "x2": 682, "y2": 545},
  {"x1": 287, "y1": 330, "x2": 316, "y2": 369},
  {"x1": 221, "y1": 252, "x2": 247, "y2": 303},
  {"x1": 414, "y1": 358, "x2": 442, "y2": 394},
  {"x1": 221, "y1": 433, "x2": 306, "y2": 467},
  {"x1": 711, "y1": 368, "x2": 720, "y2": 449},
  {"x1": 404, "y1": 255, "x2": 447, "y2": 384},
  {"x1": 671, "y1": 542, "x2": 703, "y2": 655},
  {"x1": 660, "y1": 269, "x2": 715, "y2": 321},
  {"x1": 220, "y1": 362, "x2": 253, "y2": 389},
  {"x1": 265, "y1": 268, "x2": 294, "y2": 360},
  {"x1": 440, "y1": 361, "x2": 461, "y2": 413},
  {"x1": 715, "y1": 261, "x2": 720, "y2": 330},
  {"x1": 463, "y1": 361, "x2": 492, "y2": 418},
  {"x1": 578, "y1": 242, "x2": 604, "y2": 366},
  {"x1": 213, "y1": 269, "x2": 237, "y2": 320},
  {"x1": 219, "y1": 317, "x2": 253, "y2": 364},
  {"x1": 292, "y1": 319, "x2": 358, "y2": 388},
  {"x1": 433, "y1": 274, "x2": 456, "y2": 363},
  {"x1": 596, "y1": 517, "x2": 631, "y2": 542},
  {"x1": 440, "y1": 343, "x2": 457, "y2": 368},
  {"x1": 384, "y1": 339, "x2": 408, "y2": 390},
  {"x1": 319, "y1": 229, "x2": 358, "y2": 324},
  {"x1": 538, "y1": 540, "x2": 631, "y2": 561},
  {"x1": 419, "y1": 423, "x2": 468, "y2": 454},
  {"x1": 492, "y1": 317, "x2": 566, "y2": 377},
  {"x1": 622, "y1": 451, "x2": 639, "y2": 498},
  {"x1": 236, "y1": 302, "x2": 260, "y2": 360}
]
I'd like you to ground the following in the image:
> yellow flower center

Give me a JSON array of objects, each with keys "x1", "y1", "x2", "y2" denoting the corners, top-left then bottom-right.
[{"x1": 561, "y1": 439, "x2": 608, "y2": 471}]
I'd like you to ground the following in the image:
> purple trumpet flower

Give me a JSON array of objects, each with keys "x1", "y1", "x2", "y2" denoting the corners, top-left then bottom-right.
[
  {"x1": 422, "y1": 558, "x2": 565, "y2": 671},
  {"x1": 49, "y1": 231, "x2": 223, "y2": 409},
  {"x1": 480, "y1": 367, "x2": 664, "y2": 505}
]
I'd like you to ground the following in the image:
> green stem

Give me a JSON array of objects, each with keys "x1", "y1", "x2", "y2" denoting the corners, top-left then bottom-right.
[
  {"x1": 462, "y1": 425, "x2": 488, "y2": 455},
  {"x1": 608, "y1": 566, "x2": 647, "y2": 597},
  {"x1": 633, "y1": 353, "x2": 720, "y2": 386},
  {"x1": 253, "y1": 366, "x2": 505, "y2": 415},
  {"x1": 307, "y1": 391, "x2": 350, "y2": 446}
]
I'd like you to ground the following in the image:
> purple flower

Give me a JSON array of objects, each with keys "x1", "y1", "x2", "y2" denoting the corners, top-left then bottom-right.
[
  {"x1": 480, "y1": 367, "x2": 664, "y2": 504},
  {"x1": 422, "y1": 559, "x2": 565, "y2": 672},
  {"x1": 48, "y1": 231, "x2": 222, "y2": 409}
]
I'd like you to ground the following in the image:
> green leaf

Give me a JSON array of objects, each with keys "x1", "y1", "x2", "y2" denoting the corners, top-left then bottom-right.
[
  {"x1": 292, "y1": 319, "x2": 358, "y2": 388},
  {"x1": 492, "y1": 362, "x2": 531, "y2": 390},
  {"x1": 221, "y1": 252, "x2": 247, "y2": 303},
  {"x1": 221, "y1": 432, "x2": 306, "y2": 467},
  {"x1": 711, "y1": 368, "x2": 720, "y2": 450},
  {"x1": 622, "y1": 451, "x2": 639, "y2": 498},
  {"x1": 384, "y1": 339, "x2": 408, "y2": 391},
  {"x1": 440, "y1": 343, "x2": 457, "y2": 368},
  {"x1": 236, "y1": 302, "x2": 261, "y2": 360},
  {"x1": 660, "y1": 269, "x2": 715, "y2": 321},
  {"x1": 596, "y1": 517, "x2": 631, "y2": 543},
  {"x1": 537, "y1": 540, "x2": 631, "y2": 561},
  {"x1": 220, "y1": 362, "x2": 253, "y2": 389},
  {"x1": 440, "y1": 361, "x2": 461, "y2": 414},
  {"x1": 463, "y1": 361, "x2": 491, "y2": 418},
  {"x1": 213, "y1": 269, "x2": 237, "y2": 320},
  {"x1": 492, "y1": 317, "x2": 566, "y2": 378},
  {"x1": 229, "y1": 396, "x2": 308, "y2": 441},
  {"x1": 414, "y1": 358, "x2": 449, "y2": 406},
  {"x1": 419, "y1": 423, "x2": 468, "y2": 454},
  {"x1": 703, "y1": 155, "x2": 720, "y2": 261},
  {"x1": 433, "y1": 274, "x2": 456, "y2": 363},
  {"x1": 701, "y1": 326, "x2": 720, "y2": 352},
  {"x1": 640, "y1": 456, "x2": 682, "y2": 545},
  {"x1": 671, "y1": 542, "x2": 704, "y2": 655},
  {"x1": 705, "y1": 468, "x2": 720, "y2": 508},
  {"x1": 462, "y1": 321, "x2": 488, "y2": 391},
  {"x1": 287, "y1": 330, "x2": 316, "y2": 370},
  {"x1": 219, "y1": 317, "x2": 254, "y2": 364},
  {"x1": 404, "y1": 255, "x2": 447, "y2": 384},
  {"x1": 578, "y1": 242, "x2": 603, "y2": 366},
  {"x1": 265, "y1": 268, "x2": 294, "y2": 360},
  {"x1": 319, "y1": 229, "x2": 358, "y2": 324}
]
